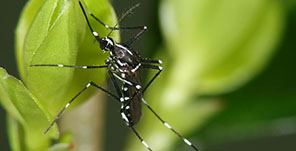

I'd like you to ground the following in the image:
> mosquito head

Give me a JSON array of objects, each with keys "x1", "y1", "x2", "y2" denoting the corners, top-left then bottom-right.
[{"x1": 99, "y1": 37, "x2": 114, "y2": 51}]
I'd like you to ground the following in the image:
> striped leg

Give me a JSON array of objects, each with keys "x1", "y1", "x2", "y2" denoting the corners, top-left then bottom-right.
[
  {"x1": 83, "y1": 0, "x2": 140, "y2": 32},
  {"x1": 130, "y1": 126, "x2": 153, "y2": 151},
  {"x1": 124, "y1": 26, "x2": 147, "y2": 46},
  {"x1": 88, "y1": 8, "x2": 147, "y2": 46},
  {"x1": 30, "y1": 64, "x2": 107, "y2": 69},
  {"x1": 140, "y1": 61, "x2": 198, "y2": 150},
  {"x1": 44, "y1": 81, "x2": 119, "y2": 134},
  {"x1": 141, "y1": 59, "x2": 163, "y2": 65},
  {"x1": 87, "y1": 8, "x2": 144, "y2": 32},
  {"x1": 79, "y1": 0, "x2": 147, "y2": 46},
  {"x1": 107, "y1": 70, "x2": 127, "y2": 102},
  {"x1": 141, "y1": 63, "x2": 163, "y2": 94},
  {"x1": 141, "y1": 98, "x2": 199, "y2": 151}
]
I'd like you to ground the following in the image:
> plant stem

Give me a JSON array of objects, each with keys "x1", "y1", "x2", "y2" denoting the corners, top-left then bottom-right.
[{"x1": 59, "y1": 91, "x2": 106, "y2": 151}]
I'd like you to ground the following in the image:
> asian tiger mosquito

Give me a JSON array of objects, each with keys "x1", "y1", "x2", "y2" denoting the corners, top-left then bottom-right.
[{"x1": 30, "y1": 0, "x2": 199, "y2": 150}]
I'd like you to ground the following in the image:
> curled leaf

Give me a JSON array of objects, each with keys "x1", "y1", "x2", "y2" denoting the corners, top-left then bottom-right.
[
  {"x1": 0, "y1": 67, "x2": 58, "y2": 150},
  {"x1": 16, "y1": 0, "x2": 118, "y2": 115}
]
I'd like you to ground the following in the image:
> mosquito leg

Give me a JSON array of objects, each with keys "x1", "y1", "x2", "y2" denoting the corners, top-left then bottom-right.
[
  {"x1": 30, "y1": 64, "x2": 107, "y2": 69},
  {"x1": 141, "y1": 64, "x2": 162, "y2": 94},
  {"x1": 44, "y1": 81, "x2": 119, "y2": 134},
  {"x1": 85, "y1": 2, "x2": 143, "y2": 31},
  {"x1": 79, "y1": 0, "x2": 146, "y2": 44},
  {"x1": 88, "y1": 12, "x2": 146, "y2": 31},
  {"x1": 141, "y1": 98, "x2": 199, "y2": 151},
  {"x1": 78, "y1": 0, "x2": 101, "y2": 39},
  {"x1": 107, "y1": 70, "x2": 128, "y2": 102},
  {"x1": 141, "y1": 63, "x2": 198, "y2": 150},
  {"x1": 130, "y1": 126, "x2": 153, "y2": 151},
  {"x1": 88, "y1": 9, "x2": 147, "y2": 46},
  {"x1": 125, "y1": 26, "x2": 147, "y2": 46},
  {"x1": 141, "y1": 59, "x2": 162, "y2": 65}
]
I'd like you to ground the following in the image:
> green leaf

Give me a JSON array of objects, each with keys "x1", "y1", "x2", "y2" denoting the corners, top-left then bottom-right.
[
  {"x1": 16, "y1": 0, "x2": 119, "y2": 116},
  {"x1": 15, "y1": 0, "x2": 47, "y2": 79},
  {"x1": 0, "y1": 67, "x2": 58, "y2": 150},
  {"x1": 25, "y1": 0, "x2": 83, "y2": 115}
]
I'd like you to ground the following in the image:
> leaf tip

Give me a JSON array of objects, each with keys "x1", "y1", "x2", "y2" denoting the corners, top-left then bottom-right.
[{"x1": 0, "y1": 67, "x2": 10, "y2": 80}]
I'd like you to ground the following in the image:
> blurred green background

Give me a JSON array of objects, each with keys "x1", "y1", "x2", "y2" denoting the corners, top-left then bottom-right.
[
  {"x1": 0, "y1": 0, "x2": 25, "y2": 150},
  {"x1": 1, "y1": 0, "x2": 296, "y2": 151}
]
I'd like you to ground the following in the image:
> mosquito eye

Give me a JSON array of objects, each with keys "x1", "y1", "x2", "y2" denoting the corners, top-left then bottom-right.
[{"x1": 100, "y1": 38, "x2": 114, "y2": 51}]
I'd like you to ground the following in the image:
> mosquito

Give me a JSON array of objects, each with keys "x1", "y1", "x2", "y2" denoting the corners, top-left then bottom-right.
[{"x1": 31, "y1": 0, "x2": 199, "y2": 150}]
